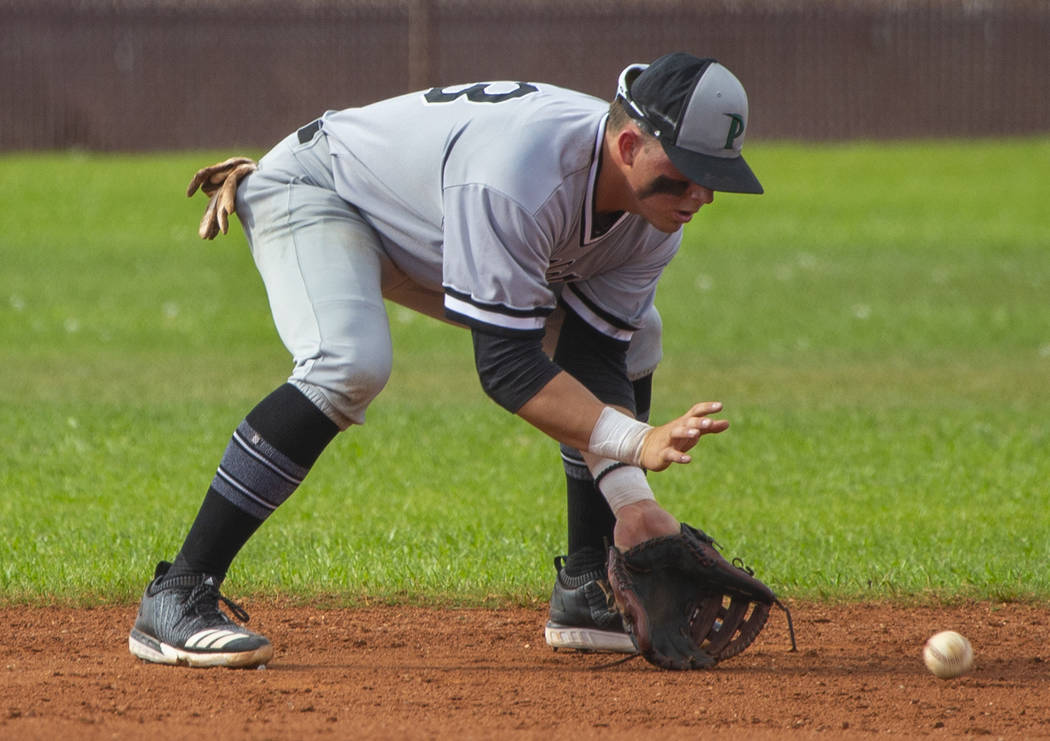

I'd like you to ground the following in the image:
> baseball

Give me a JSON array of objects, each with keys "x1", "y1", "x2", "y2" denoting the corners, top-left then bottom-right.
[{"x1": 923, "y1": 630, "x2": 974, "y2": 679}]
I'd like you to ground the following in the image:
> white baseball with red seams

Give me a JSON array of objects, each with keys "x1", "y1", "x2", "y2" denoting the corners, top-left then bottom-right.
[{"x1": 923, "y1": 630, "x2": 974, "y2": 679}]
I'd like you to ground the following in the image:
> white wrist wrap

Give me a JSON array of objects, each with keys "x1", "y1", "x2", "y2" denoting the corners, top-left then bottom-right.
[
  {"x1": 587, "y1": 406, "x2": 652, "y2": 467},
  {"x1": 581, "y1": 452, "x2": 655, "y2": 513}
]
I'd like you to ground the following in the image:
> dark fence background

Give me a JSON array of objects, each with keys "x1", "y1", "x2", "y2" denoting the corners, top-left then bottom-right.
[{"x1": 3, "y1": 0, "x2": 1048, "y2": 151}]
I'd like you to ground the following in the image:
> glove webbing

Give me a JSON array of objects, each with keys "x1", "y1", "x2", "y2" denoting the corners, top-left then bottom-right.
[{"x1": 726, "y1": 552, "x2": 797, "y2": 654}]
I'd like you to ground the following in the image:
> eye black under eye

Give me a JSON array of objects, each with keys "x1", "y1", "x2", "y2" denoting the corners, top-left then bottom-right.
[{"x1": 646, "y1": 175, "x2": 691, "y2": 197}]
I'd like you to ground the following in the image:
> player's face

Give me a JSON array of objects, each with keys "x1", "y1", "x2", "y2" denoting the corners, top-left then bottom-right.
[{"x1": 630, "y1": 142, "x2": 715, "y2": 233}]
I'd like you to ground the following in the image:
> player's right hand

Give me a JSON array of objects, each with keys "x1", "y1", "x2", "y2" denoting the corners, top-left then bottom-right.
[{"x1": 638, "y1": 401, "x2": 728, "y2": 471}]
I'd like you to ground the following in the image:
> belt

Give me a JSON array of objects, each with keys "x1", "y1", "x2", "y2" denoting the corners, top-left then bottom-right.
[{"x1": 297, "y1": 119, "x2": 323, "y2": 144}]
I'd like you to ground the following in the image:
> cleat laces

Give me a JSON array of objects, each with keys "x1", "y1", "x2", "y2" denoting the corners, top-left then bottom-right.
[{"x1": 185, "y1": 578, "x2": 252, "y2": 625}]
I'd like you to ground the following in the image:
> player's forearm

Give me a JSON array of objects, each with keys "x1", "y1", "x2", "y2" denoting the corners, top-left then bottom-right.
[
  {"x1": 516, "y1": 371, "x2": 601, "y2": 450},
  {"x1": 521, "y1": 373, "x2": 729, "y2": 477},
  {"x1": 516, "y1": 371, "x2": 641, "y2": 453},
  {"x1": 518, "y1": 371, "x2": 661, "y2": 515}
]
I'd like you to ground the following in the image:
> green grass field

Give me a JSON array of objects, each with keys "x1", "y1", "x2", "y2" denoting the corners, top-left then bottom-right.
[{"x1": 1, "y1": 138, "x2": 1048, "y2": 606}]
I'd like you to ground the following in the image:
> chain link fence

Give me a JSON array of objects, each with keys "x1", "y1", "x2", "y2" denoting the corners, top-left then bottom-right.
[{"x1": 2, "y1": 0, "x2": 1048, "y2": 150}]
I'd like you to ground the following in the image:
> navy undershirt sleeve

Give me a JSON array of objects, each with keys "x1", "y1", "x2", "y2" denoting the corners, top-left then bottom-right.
[
  {"x1": 471, "y1": 329, "x2": 561, "y2": 413},
  {"x1": 471, "y1": 304, "x2": 634, "y2": 414},
  {"x1": 552, "y1": 304, "x2": 635, "y2": 414}
]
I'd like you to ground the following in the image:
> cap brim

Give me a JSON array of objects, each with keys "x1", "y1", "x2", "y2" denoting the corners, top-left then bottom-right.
[{"x1": 662, "y1": 142, "x2": 764, "y2": 194}]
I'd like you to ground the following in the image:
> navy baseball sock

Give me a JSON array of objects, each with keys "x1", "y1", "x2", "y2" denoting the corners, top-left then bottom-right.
[
  {"x1": 168, "y1": 384, "x2": 339, "y2": 580},
  {"x1": 562, "y1": 374, "x2": 653, "y2": 577},
  {"x1": 564, "y1": 472, "x2": 615, "y2": 574},
  {"x1": 168, "y1": 488, "x2": 264, "y2": 580}
]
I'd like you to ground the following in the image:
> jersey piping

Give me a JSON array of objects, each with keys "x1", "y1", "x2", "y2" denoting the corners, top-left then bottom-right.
[
  {"x1": 444, "y1": 287, "x2": 554, "y2": 337},
  {"x1": 561, "y1": 284, "x2": 636, "y2": 341},
  {"x1": 580, "y1": 119, "x2": 630, "y2": 246}
]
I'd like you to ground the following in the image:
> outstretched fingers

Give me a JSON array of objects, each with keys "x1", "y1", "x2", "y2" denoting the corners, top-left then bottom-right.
[
  {"x1": 677, "y1": 401, "x2": 730, "y2": 440},
  {"x1": 642, "y1": 401, "x2": 729, "y2": 470}
]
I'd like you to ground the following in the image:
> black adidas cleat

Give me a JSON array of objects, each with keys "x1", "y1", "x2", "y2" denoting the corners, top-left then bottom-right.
[
  {"x1": 128, "y1": 561, "x2": 273, "y2": 668},
  {"x1": 544, "y1": 553, "x2": 636, "y2": 654}
]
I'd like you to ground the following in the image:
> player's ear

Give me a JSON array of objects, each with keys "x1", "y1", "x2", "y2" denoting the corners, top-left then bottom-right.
[{"x1": 617, "y1": 127, "x2": 644, "y2": 167}]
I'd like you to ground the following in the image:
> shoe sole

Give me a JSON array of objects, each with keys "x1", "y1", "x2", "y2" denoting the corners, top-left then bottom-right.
[
  {"x1": 129, "y1": 629, "x2": 274, "y2": 668},
  {"x1": 545, "y1": 621, "x2": 637, "y2": 653}
]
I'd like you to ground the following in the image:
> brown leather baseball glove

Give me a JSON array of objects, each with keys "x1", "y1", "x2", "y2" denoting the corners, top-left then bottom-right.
[
  {"x1": 607, "y1": 523, "x2": 796, "y2": 670},
  {"x1": 186, "y1": 156, "x2": 257, "y2": 240}
]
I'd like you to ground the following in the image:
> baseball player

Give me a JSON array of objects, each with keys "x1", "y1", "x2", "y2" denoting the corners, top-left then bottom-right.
[{"x1": 128, "y1": 52, "x2": 763, "y2": 668}]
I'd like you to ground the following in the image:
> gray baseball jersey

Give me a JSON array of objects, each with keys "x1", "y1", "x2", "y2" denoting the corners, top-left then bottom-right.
[{"x1": 319, "y1": 80, "x2": 681, "y2": 341}]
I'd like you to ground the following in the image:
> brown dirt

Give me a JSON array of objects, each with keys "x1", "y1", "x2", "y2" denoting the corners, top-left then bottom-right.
[{"x1": 2, "y1": 601, "x2": 1049, "y2": 740}]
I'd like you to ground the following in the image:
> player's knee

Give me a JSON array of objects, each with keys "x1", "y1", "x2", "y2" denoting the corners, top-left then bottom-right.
[{"x1": 293, "y1": 352, "x2": 392, "y2": 428}]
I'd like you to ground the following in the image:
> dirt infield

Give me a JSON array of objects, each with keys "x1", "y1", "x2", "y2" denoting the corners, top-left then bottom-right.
[{"x1": 2, "y1": 601, "x2": 1049, "y2": 739}]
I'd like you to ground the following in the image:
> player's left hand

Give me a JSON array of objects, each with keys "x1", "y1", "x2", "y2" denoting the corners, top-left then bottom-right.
[
  {"x1": 607, "y1": 523, "x2": 795, "y2": 669},
  {"x1": 186, "y1": 156, "x2": 257, "y2": 239},
  {"x1": 638, "y1": 401, "x2": 728, "y2": 471}
]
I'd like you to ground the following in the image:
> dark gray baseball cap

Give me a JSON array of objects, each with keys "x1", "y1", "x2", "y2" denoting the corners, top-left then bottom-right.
[{"x1": 616, "y1": 52, "x2": 763, "y2": 194}]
